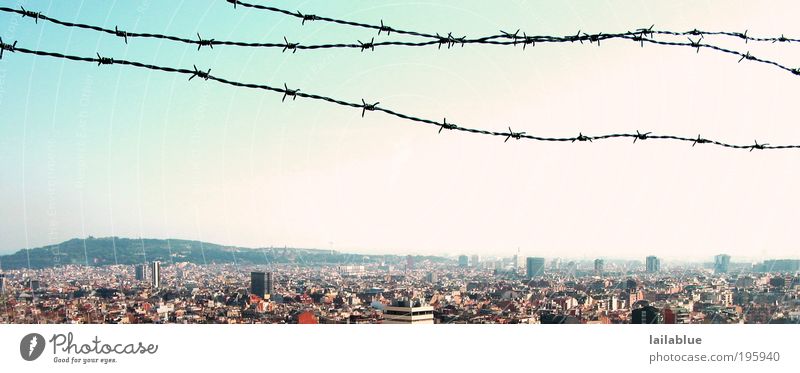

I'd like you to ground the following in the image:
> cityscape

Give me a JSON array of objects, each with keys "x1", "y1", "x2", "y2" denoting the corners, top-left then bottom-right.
[{"x1": 1, "y1": 239, "x2": 798, "y2": 324}]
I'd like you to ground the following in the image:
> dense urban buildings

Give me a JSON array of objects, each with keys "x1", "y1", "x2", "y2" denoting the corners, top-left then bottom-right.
[
  {"x1": 757, "y1": 260, "x2": 800, "y2": 273},
  {"x1": 0, "y1": 252, "x2": 798, "y2": 324}
]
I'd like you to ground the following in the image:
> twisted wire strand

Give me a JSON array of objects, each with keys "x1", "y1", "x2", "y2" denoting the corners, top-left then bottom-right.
[{"x1": 3, "y1": 43, "x2": 798, "y2": 151}]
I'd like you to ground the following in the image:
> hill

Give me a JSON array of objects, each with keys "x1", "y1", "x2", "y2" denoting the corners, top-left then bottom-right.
[{"x1": 0, "y1": 237, "x2": 446, "y2": 269}]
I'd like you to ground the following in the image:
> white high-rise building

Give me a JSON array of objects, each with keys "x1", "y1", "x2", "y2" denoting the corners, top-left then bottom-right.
[
  {"x1": 151, "y1": 261, "x2": 161, "y2": 288},
  {"x1": 382, "y1": 298, "x2": 434, "y2": 324}
]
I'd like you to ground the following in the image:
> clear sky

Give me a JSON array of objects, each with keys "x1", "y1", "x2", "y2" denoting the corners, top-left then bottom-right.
[{"x1": 1, "y1": 0, "x2": 799, "y2": 260}]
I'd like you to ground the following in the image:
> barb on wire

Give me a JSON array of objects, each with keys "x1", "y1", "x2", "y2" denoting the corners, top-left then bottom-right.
[
  {"x1": 282, "y1": 83, "x2": 299, "y2": 102},
  {"x1": 438, "y1": 118, "x2": 457, "y2": 134},
  {"x1": 0, "y1": 37, "x2": 16, "y2": 59},
  {"x1": 505, "y1": 29, "x2": 540, "y2": 50},
  {"x1": 378, "y1": 20, "x2": 393, "y2": 36},
  {"x1": 432, "y1": 32, "x2": 467, "y2": 49},
  {"x1": 501, "y1": 29, "x2": 520, "y2": 45},
  {"x1": 521, "y1": 33, "x2": 537, "y2": 50},
  {"x1": 361, "y1": 99, "x2": 379, "y2": 117},
  {"x1": 688, "y1": 36, "x2": 703, "y2": 53},
  {"x1": 196, "y1": 33, "x2": 215, "y2": 50},
  {"x1": 629, "y1": 31, "x2": 646, "y2": 48},
  {"x1": 738, "y1": 51, "x2": 755, "y2": 63},
  {"x1": 573, "y1": 133, "x2": 593, "y2": 142},
  {"x1": 115, "y1": 26, "x2": 128, "y2": 44},
  {"x1": 636, "y1": 25, "x2": 655, "y2": 39},
  {"x1": 296, "y1": 11, "x2": 318, "y2": 25},
  {"x1": 189, "y1": 65, "x2": 211, "y2": 81},
  {"x1": 584, "y1": 32, "x2": 604, "y2": 46},
  {"x1": 451, "y1": 34, "x2": 467, "y2": 48},
  {"x1": 571, "y1": 30, "x2": 584, "y2": 44},
  {"x1": 499, "y1": 29, "x2": 538, "y2": 50},
  {"x1": 692, "y1": 135, "x2": 709, "y2": 147},
  {"x1": 19, "y1": 6, "x2": 40, "y2": 23},
  {"x1": 436, "y1": 33, "x2": 451, "y2": 49},
  {"x1": 282, "y1": 36, "x2": 298, "y2": 53},
  {"x1": 750, "y1": 140, "x2": 768, "y2": 151},
  {"x1": 634, "y1": 131, "x2": 651, "y2": 143},
  {"x1": 505, "y1": 127, "x2": 526, "y2": 142},
  {"x1": 5, "y1": 44, "x2": 800, "y2": 151},
  {"x1": 358, "y1": 38, "x2": 375, "y2": 52},
  {"x1": 95, "y1": 53, "x2": 113, "y2": 66}
]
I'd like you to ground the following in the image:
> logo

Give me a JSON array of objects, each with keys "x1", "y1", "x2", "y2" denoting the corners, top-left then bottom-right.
[{"x1": 20, "y1": 333, "x2": 46, "y2": 361}]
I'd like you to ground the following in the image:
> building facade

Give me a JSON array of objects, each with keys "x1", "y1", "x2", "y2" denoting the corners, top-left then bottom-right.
[
  {"x1": 382, "y1": 298, "x2": 434, "y2": 324},
  {"x1": 251, "y1": 271, "x2": 265, "y2": 298},
  {"x1": 646, "y1": 256, "x2": 660, "y2": 273},
  {"x1": 526, "y1": 257, "x2": 545, "y2": 279},
  {"x1": 594, "y1": 259, "x2": 604, "y2": 274},
  {"x1": 631, "y1": 305, "x2": 662, "y2": 324},
  {"x1": 135, "y1": 264, "x2": 146, "y2": 281},
  {"x1": 714, "y1": 254, "x2": 731, "y2": 274},
  {"x1": 266, "y1": 272, "x2": 274, "y2": 295},
  {"x1": 151, "y1": 261, "x2": 161, "y2": 288}
]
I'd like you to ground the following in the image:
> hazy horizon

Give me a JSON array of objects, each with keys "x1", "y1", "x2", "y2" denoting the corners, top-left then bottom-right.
[
  {"x1": 2, "y1": 1, "x2": 800, "y2": 260},
  {"x1": 0, "y1": 235, "x2": 796, "y2": 263}
]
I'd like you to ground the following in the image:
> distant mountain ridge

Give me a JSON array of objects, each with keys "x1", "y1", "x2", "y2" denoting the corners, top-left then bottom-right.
[{"x1": 0, "y1": 237, "x2": 444, "y2": 270}]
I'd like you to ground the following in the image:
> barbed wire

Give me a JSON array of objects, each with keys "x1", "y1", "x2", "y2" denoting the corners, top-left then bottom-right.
[
  {"x1": 2, "y1": 6, "x2": 799, "y2": 77},
  {"x1": 225, "y1": 0, "x2": 800, "y2": 44},
  {"x1": 2, "y1": 42, "x2": 799, "y2": 151},
  {"x1": 224, "y1": 0, "x2": 439, "y2": 39}
]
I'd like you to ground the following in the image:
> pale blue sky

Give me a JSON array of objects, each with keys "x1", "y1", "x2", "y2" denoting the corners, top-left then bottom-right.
[{"x1": 1, "y1": 0, "x2": 800, "y2": 260}]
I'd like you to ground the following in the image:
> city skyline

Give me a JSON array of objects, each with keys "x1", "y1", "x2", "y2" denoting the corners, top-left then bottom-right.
[{"x1": 1, "y1": 257, "x2": 797, "y2": 324}]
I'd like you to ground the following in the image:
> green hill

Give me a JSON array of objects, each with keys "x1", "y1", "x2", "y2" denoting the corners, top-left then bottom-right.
[{"x1": 0, "y1": 237, "x2": 447, "y2": 269}]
